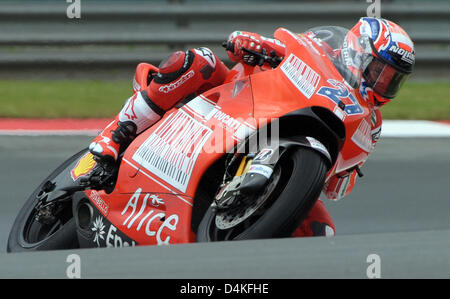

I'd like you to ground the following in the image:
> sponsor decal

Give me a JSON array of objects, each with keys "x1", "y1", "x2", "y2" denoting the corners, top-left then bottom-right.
[
  {"x1": 194, "y1": 47, "x2": 216, "y2": 68},
  {"x1": 91, "y1": 216, "x2": 106, "y2": 247},
  {"x1": 306, "y1": 137, "x2": 329, "y2": 155},
  {"x1": 324, "y1": 171, "x2": 355, "y2": 201},
  {"x1": 359, "y1": 79, "x2": 375, "y2": 103},
  {"x1": 121, "y1": 188, "x2": 179, "y2": 245},
  {"x1": 71, "y1": 152, "x2": 97, "y2": 181},
  {"x1": 105, "y1": 224, "x2": 136, "y2": 247},
  {"x1": 317, "y1": 79, "x2": 364, "y2": 115},
  {"x1": 260, "y1": 36, "x2": 285, "y2": 48},
  {"x1": 150, "y1": 194, "x2": 165, "y2": 207},
  {"x1": 337, "y1": 174, "x2": 352, "y2": 200},
  {"x1": 333, "y1": 105, "x2": 346, "y2": 121},
  {"x1": 158, "y1": 70, "x2": 195, "y2": 94},
  {"x1": 183, "y1": 95, "x2": 217, "y2": 121},
  {"x1": 207, "y1": 108, "x2": 256, "y2": 142},
  {"x1": 388, "y1": 45, "x2": 415, "y2": 64},
  {"x1": 90, "y1": 215, "x2": 136, "y2": 248},
  {"x1": 253, "y1": 148, "x2": 274, "y2": 163},
  {"x1": 351, "y1": 118, "x2": 373, "y2": 152},
  {"x1": 132, "y1": 110, "x2": 212, "y2": 192},
  {"x1": 370, "y1": 110, "x2": 377, "y2": 127},
  {"x1": 361, "y1": 18, "x2": 381, "y2": 42},
  {"x1": 88, "y1": 190, "x2": 109, "y2": 216},
  {"x1": 372, "y1": 126, "x2": 381, "y2": 143},
  {"x1": 123, "y1": 93, "x2": 138, "y2": 121},
  {"x1": 281, "y1": 53, "x2": 321, "y2": 99},
  {"x1": 233, "y1": 122, "x2": 256, "y2": 142},
  {"x1": 247, "y1": 164, "x2": 273, "y2": 179},
  {"x1": 298, "y1": 33, "x2": 322, "y2": 56},
  {"x1": 211, "y1": 109, "x2": 242, "y2": 132}
]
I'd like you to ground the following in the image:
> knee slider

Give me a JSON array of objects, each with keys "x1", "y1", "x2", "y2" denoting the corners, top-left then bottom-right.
[{"x1": 154, "y1": 50, "x2": 195, "y2": 84}]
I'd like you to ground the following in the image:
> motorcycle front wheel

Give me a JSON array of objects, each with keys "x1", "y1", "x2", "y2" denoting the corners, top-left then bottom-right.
[{"x1": 196, "y1": 147, "x2": 328, "y2": 242}]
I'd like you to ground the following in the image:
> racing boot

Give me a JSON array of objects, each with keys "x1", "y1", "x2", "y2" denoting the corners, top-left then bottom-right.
[
  {"x1": 89, "y1": 90, "x2": 165, "y2": 165},
  {"x1": 89, "y1": 63, "x2": 164, "y2": 165}
]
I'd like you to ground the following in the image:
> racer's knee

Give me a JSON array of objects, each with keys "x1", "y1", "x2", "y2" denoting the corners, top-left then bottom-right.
[
  {"x1": 146, "y1": 47, "x2": 229, "y2": 111},
  {"x1": 292, "y1": 199, "x2": 335, "y2": 237}
]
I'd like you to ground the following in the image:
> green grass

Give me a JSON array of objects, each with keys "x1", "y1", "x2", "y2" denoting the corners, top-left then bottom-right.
[
  {"x1": 0, "y1": 80, "x2": 130, "y2": 118},
  {"x1": 381, "y1": 81, "x2": 450, "y2": 120},
  {"x1": 0, "y1": 80, "x2": 449, "y2": 119}
]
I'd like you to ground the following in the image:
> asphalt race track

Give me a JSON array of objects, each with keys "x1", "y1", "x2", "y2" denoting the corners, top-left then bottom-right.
[{"x1": 1, "y1": 135, "x2": 450, "y2": 278}]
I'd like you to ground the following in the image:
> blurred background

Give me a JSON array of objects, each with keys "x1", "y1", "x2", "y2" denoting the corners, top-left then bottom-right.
[{"x1": 0, "y1": 0, "x2": 449, "y2": 119}]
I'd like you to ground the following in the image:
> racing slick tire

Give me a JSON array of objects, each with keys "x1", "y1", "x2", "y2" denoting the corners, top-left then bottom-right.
[{"x1": 196, "y1": 147, "x2": 328, "y2": 241}]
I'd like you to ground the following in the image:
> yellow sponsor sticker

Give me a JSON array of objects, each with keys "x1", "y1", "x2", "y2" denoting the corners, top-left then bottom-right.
[{"x1": 71, "y1": 152, "x2": 97, "y2": 181}]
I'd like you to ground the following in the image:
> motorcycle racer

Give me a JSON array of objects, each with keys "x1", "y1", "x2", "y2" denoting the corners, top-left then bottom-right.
[{"x1": 89, "y1": 17, "x2": 415, "y2": 238}]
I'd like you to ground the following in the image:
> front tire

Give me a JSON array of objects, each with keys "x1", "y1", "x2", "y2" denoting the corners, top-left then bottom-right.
[{"x1": 196, "y1": 147, "x2": 328, "y2": 242}]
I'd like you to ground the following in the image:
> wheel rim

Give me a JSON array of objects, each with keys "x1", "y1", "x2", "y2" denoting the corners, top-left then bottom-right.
[
  {"x1": 20, "y1": 198, "x2": 73, "y2": 247},
  {"x1": 18, "y1": 175, "x2": 76, "y2": 248},
  {"x1": 209, "y1": 157, "x2": 295, "y2": 241},
  {"x1": 215, "y1": 167, "x2": 282, "y2": 230},
  {"x1": 20, "y1": 207, "x2": 69, "y2": 247}
]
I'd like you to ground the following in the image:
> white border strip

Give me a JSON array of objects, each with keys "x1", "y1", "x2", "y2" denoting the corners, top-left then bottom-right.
[
  {"x1": 381, "y1": 120, "x2": 450, "y2": 138},
  {"x1": 1, "y1": 121, "x2": 450, "y2": 138},
  {"x1": 0, "y1": 130, "x2": 100, "y2": 136}
]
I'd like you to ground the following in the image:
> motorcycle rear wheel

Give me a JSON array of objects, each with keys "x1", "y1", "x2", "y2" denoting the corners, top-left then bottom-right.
[
  {"x1": 196, "y1": 147, "x2": 328, "y2": 241},
  {"x1": 7, "y1": 149, "x2": 87, "y2": 252}
]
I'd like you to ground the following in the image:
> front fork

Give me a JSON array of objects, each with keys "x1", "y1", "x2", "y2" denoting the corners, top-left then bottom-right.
[{"x1": 213, "y1": 136, "x2": 332, "y2": 211}]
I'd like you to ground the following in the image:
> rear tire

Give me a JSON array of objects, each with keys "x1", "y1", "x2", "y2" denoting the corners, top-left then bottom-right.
[
  {"x1": 196, "y1": 147, "x2": 328, "y2": 242},
  {"x1": 7, "y1": 149, "x2": 88, "y2": 252}
]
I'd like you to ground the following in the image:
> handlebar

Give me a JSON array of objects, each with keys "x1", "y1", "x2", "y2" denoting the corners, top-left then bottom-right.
[{"x1": 222, "y1": 41, "x2": 235, "y2": 53}]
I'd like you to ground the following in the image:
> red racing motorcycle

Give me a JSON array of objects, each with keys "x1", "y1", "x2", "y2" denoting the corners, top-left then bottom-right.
[{"x1": 8, "y1": 26, "x2": 376, "y2": 251}]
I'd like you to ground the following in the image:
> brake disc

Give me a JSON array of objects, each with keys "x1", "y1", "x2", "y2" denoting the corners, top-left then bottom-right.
[{"x1": 215, "y1": 167, "x2": 281, "y2": 230}]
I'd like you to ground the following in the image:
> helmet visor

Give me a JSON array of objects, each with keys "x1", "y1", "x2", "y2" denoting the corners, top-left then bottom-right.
[{"x1": 363, "y1": 57, "x2": 409, "y2": 99}]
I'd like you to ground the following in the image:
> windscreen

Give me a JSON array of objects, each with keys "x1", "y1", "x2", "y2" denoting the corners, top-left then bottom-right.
[{"x1": 304, "y1": 26, "x2": 372, "y2": 89}]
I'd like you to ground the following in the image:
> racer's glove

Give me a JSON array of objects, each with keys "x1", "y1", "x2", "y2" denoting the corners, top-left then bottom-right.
[{"x1": 226, "y1": 31, "x2": 286, "y2": 66}]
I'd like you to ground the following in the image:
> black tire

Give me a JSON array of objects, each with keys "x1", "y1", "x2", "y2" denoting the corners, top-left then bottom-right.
[
  {"x1": 7, "y1": 149, "x2": 88, "y2": 252},
  {"x1": 196, "y1": 147, "x2": 328, "y2": 242}
]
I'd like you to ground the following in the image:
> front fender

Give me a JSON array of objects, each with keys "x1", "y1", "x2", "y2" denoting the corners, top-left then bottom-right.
[
  {"x1": 277, "y1": 106, "x2": 346, "y2": 166},
  {"x1": 238, "y1": 136, "x2": 331, "y2": 194}
]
